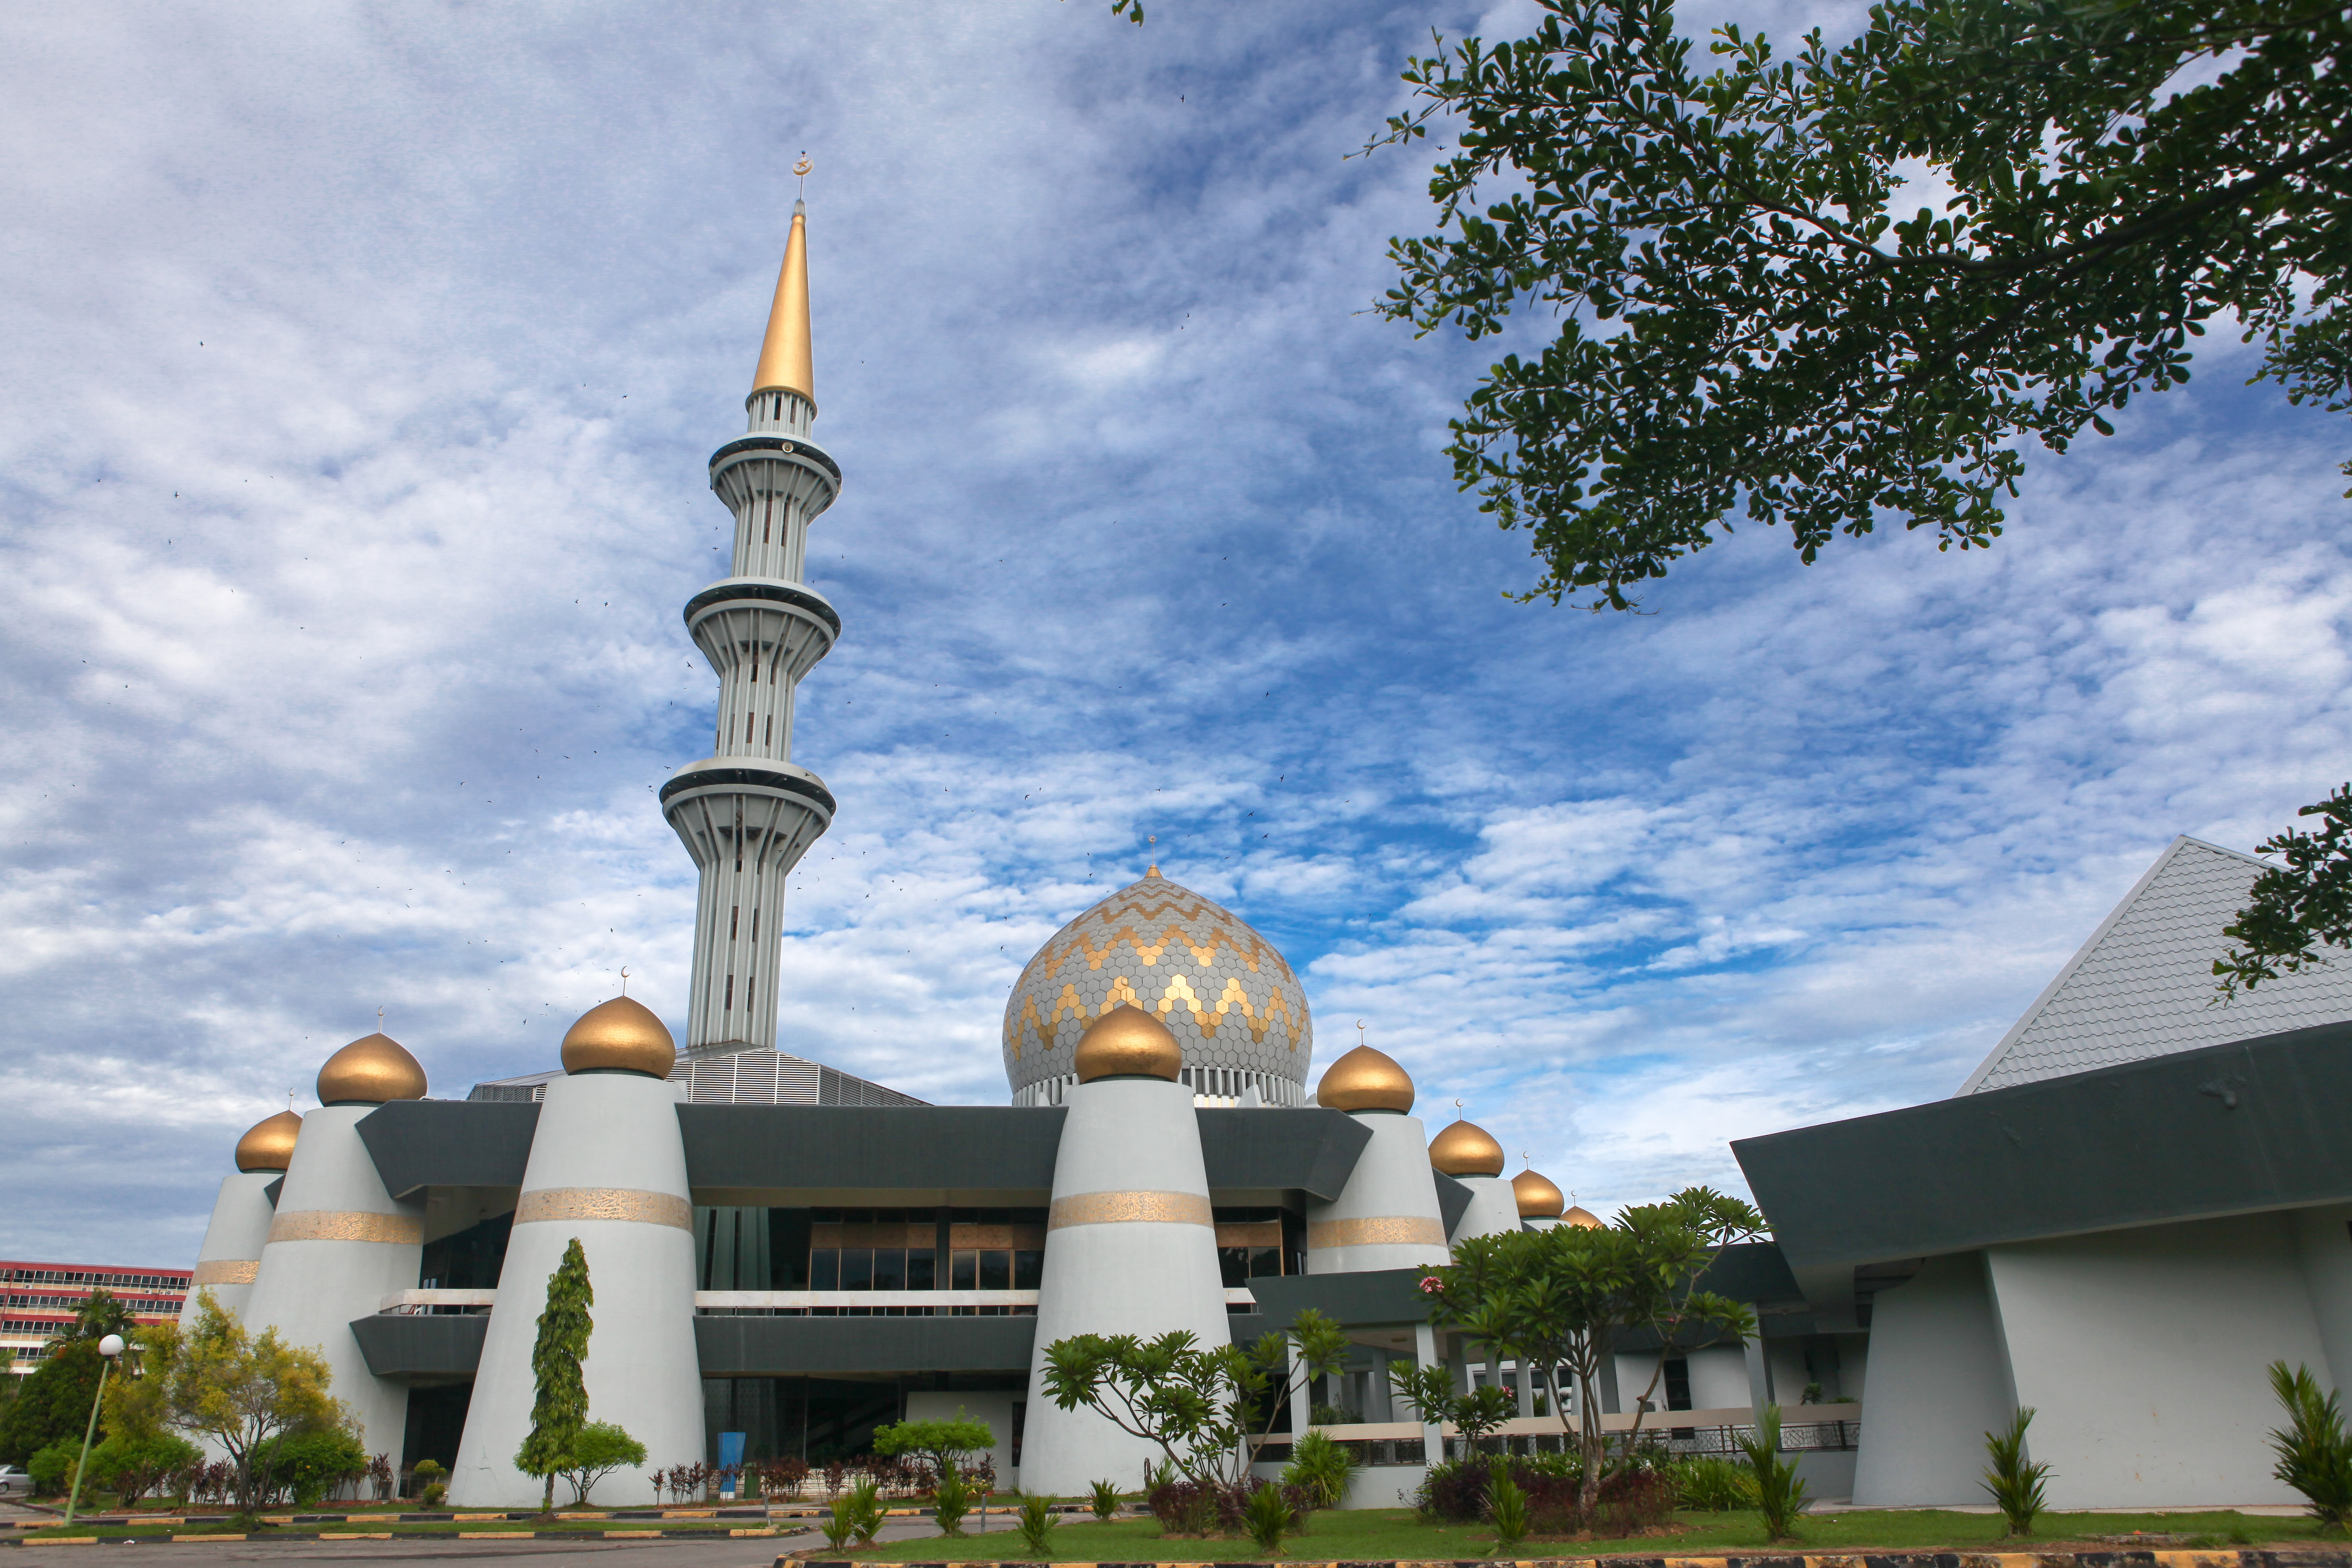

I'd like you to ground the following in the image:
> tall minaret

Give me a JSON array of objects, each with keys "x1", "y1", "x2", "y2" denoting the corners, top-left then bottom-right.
[{"x1": 661, "y1": 200, "x2": 841, "y2": 1053}]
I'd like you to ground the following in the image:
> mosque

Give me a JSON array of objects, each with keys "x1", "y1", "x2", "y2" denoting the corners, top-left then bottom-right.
[
  {"x1": 181, "y1": 203, "x2": 2352, "y2": 1510},
  {"x1": 180, "y1": 203, "x2": 1586, "y2": 1505}
]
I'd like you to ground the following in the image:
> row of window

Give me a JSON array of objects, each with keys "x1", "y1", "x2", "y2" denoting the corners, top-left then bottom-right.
[
  {"x1": 806, "y1": 1207, "x2": 1049, "y2": 1227},
  {"x1": 5, "y1": 1295, "x2": 181, "y2": 1312},
  {"x1": 806, "y1": 1248, "x2": 1045, "y2": 1292},
  {"x1": 0, "y1": 1269, "x2": 189, "y2": 1288}
]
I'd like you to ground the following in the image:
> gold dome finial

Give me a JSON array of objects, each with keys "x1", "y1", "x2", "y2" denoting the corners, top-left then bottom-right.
[
  {"x1": 1074, "y1": 1003, "x2": 1182, "y2": 1083},
  {"x1": 751, "y1": 198, "x2": 815, "y2": 405},
  {"x1": 562, "y1": 994, "x2": 677, "y2": 1078},
  {"x1": 1317, "y1": 1026, "x2": 1414, "y2": 1113},
  {"x1": 1428, "y1": 1115, "x2": 1506, "y2": 1177},
  {"x1": 1513, "y1": 1165, "x2": 1566, "y2": 1218},
  {"x1": 317, "y1": 1029, "x2": 428, "y2": 1106},
  {"x1": 234, "y1": 1109, "x2": 303, "y2": 1172}
]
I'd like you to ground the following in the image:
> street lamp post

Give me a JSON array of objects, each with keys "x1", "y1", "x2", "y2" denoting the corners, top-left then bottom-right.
[{"x1": 61, "y1": 1334, "x2": 125, "y2": 1530}]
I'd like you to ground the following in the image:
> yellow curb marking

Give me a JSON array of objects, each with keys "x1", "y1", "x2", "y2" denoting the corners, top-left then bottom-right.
[
  {"x1": 451, "y1": 1513, "x2": 508, "y2": 1521},
  {"x1": 459, "y1": 1530, "x2": 534, "y2": 1538}
]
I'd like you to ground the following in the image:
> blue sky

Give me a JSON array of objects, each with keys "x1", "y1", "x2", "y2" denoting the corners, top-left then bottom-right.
[{"x1": 5, "y1": 0, "x2": 2348, "y2": 1265}]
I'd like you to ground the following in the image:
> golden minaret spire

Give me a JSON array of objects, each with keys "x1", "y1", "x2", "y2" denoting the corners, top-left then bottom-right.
[{"x1": 751, "y1": 182, "x2": 815, "y2": 405}]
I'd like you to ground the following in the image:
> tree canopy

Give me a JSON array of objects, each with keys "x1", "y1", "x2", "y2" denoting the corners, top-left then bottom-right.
[
  {"x1": 2219, "y1": 783, "x2": 2352, "y2": 996},
  {"x1": 1369, "y1": 0, "x2": 2351, "y2": 609},
  {"x1": 160, "y1": 1292, "x2": 345, "y2": 1519},
  {"x1": 516, "y1": 1238, "x2": 595, "y2": 1513},
  {"x1": 870, "y1": 1413, "x2": 998, "y2": 1477}
]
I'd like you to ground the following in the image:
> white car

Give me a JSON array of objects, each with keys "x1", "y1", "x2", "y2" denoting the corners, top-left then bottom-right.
[{"x1": 0, "y1": 1464, "x2": 28, "y2": 1496}]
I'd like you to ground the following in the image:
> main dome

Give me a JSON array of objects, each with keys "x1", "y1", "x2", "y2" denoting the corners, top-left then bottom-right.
[{"x1": 1003, "y1": 869, "x2": 1313, "y2": 1106}]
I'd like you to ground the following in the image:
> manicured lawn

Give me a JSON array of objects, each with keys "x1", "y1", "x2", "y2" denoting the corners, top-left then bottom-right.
[{"x1": 855, "y1": 1505, "x2": 2334, "y2": 1561}]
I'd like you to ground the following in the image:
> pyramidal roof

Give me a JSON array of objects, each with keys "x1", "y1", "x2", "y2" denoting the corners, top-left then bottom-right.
[{"x1": 1959, "y1": 835, "x2": 2352, "y2": 1095}]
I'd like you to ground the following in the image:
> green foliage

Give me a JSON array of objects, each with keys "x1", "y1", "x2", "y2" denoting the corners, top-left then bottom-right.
[
  {"x1": 1738, "y1": 1403, "x2": 1810, "y2": 1539},
  {"x1": 159, "y1": 1292, "x2": 341, "y2": 1520},
  {"x1": 413, "y1": 1458, "x2": 447, "y2": 1510},
  {"x1": 29, "y1": 1439, "x2": 80, "y2": 1497},
  {"x1": 849, "y1": 1478, "x2": 885, "y2": 1545},
  {"x1": 821, "y1": 1489, "x2": 863, "y2": 1550},
  {"x1": 871, "y1": 1412, "x2": 996, "y2": 1477},
  {"x1": 1242, "y1": 1478, "x2": 1294, "y2": 1554},
  {"x1": 1674, "y1": 1453, "x2": 1759, "y2": 1511},
  {"x1": 1040, "y1": 1307, "x2": 1350, "y2": 1488},
  {"x1": 0, "y1": 1341, "x2": 105, "y2": 1465},
  {"x1": 1385, "y1": 1365, "x2": 1517, "y2": 1448},
  {"x1": 2219, "y1": 786, "x2": 2352, "y2": 997},
  {"x1": 45, "y1": 1290, "x2": 137, "y2": 1349},
  {"x1": 2267, "y1": 1361, "x2": 2352, "y2": 1529},
  {"x1": 932, "y1": 1465, "x2": 976, "y2": 1536},
  {"x1": 1982, "y1": 1406, "x2": 2052, "y2": 1536},
  {"x1": 1282, "y1": 1427, "x2": 1358, "y2": 1511},
  {"x1": 258, "y1": 1426, "x2": 367, "y2": 1508},
  {"x1": 560, "y1": 1421, "x2": 646, "y2": 1507},
  {"x1": 1414, "y1": 1187, "x2": 1761, "y2": 1515},
  {"x1": 515, "y1": 1238, "x2": 594, "y2": 1513},
  {"x1": 1486, "y1": 1458, "x2": 1530, "y2": 1553},
  {"x1": 1368, "y1": 0, "x2": 2352, "y2": 611},
  {"x1": 1015, "y1": 1491, "x2": 1059, "y2": 1554},
  {"x1": 1089, "y1": 1476, "x2": 1122, "y2": 1520}
]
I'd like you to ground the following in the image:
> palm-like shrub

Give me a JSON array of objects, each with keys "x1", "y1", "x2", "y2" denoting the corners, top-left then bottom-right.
[
  {"x1": 932, "y1": 1465, "x2": 975, "y2": 1537},
  {"x1": 1282, "y1": 1428, "x2": 1357, "y2": 1510},
  {"x1": 1089, "y1": 1477, "x2": 1122, "y2": 1520},
  {"x1": 2269, "y1": 1362, "x2": 2352, "y2": 1531},
  {"x1": 1486, "y1": 1459, "x2": 1530, "y2": 1554},
  {"x1": 1981, "y1": 1407, "x2": 2052, "y2": 1536},
  {"x1": 1674, "y1": 1454, "x2": 1758, "y2": 1511},
  {"x1": 1242, "y1": 1479, "x2": 1293, "y2": 1554},
  {"x1": 1015, "y1": 1493, "x2": 1059, "y2": 1554},
  {"x1": 1735, "y1": 1404, "x2": 1809, "y2": 1541}
]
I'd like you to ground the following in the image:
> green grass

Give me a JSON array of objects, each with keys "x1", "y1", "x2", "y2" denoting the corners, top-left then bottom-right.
[{"x1": 849, "y1": 1505, "x2": 2331, "y2": 1561}]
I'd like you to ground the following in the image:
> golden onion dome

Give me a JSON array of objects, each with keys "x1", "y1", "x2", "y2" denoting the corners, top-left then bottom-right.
[
  {"x1": 1428, "y1": 1118, "x2": 1506, "y2": 1177},
  {"x1": 316, "y1": 1031, "x2": 428, "y2": 1105},
  {"x1": 1562, "y1": 1204, "x2": 1604, "y2": 1229},
  {"x1": 1074, "y1": 1003, "x2": 1183, "y2": 1084},
  {"x1": 234, "y1": 1110, "x2": 302, "y2": 1173},
  {"x1": 1513, "y1": 1167, "x2": 1566, "y2": 1218},
  {"x1": 561, "y1": 995, "x2": 677, "y2": 1078},
  {"x1": 1317, "y1": 1044, "x2": 1415, "y2": 1113}
]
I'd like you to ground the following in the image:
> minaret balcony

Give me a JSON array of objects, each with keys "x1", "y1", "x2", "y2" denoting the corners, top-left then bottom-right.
[{"x1": 685, "y1": 578, "x2": 839, "y2": 681}]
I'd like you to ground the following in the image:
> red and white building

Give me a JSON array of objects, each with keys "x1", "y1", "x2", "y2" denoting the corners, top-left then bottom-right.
[{"x1": 2, "y1": 1259, "x2": 190, "y2": 1377}]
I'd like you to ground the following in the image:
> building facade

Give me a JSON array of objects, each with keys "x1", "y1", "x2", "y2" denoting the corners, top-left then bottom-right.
[{"x1": 4, "y1": 1260, "x2": 190, "y2": 1378}]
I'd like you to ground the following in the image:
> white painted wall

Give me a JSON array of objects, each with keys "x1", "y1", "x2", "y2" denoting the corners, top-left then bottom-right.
[
  {"x1": 450, "y1": 1072, "x2": 704, "y2": 1508},
  {"x1": 1851, "y1": 1252, "x2": 2014, "y2": 1505},
  {"x1": 1986, "y1": 1213, "x2": 2323, "y2": 1507},
  {"x1": 1447, "y1": 1175, "x2": 1521, "y2": 1243},
  {"x1": 2292, "y1": 1202, "x2": 2352, "y2": 1397},
  {"x1": 902, "y1": 1390, "x2": 1022, "y2": 1488}
]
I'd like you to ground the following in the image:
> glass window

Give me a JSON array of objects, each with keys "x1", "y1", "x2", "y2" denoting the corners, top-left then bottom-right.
[
  {"x1": 870, "y1": 1249, "x2": 906, "y2": 1291},
  {"x1": 1217, "y1": 1247, "x2": 1250, "y2": 1289},
  {"x1": 838, "y1": 1249, "x2": 873, "y2": 1290},
  {"x1": 808, "y1": 1250, "x2": 839, "y2": 1290},
  {"x1": 951, "y1": 1250, "x2": 976, "y2": 1290},
  {"x1": 1249, "y1": 1247, "x2": 1280, "y2": 1278},
  {"x1": 906, "y1": 1249, "x2": 936, "y2": 1291},
  {"x1": 978, "y1": 1251, "x2": 1011, "y2": 1290},
  {"x1": 1012, "y1": 1250, "x2": 1043, "y2": 1290}
]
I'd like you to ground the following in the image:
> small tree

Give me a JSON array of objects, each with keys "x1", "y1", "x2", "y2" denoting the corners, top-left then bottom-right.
[
  {"x1": 515, "y1": 1238, "x2": 594, "y2": 1514},
  {"x1": 158, "y1": 1291, "x2": 343, "y2": 1521},
  {"x1": 0, "y1": 1342, "x2": 107, "y2": 1465},
  {"x1": 1982, "y1": 1406, "x2": 2051, "y2": 1535},
  {"x1": 1415, "y1": 1187, "x2": 1762, "y2": 1517},
  {"x1": 1739, "y1": 1403, "x2": 1810, "y2": 1540},
  {"x1": 1040, "y1": 1307, "x2": 1351, "y2": 1488},
  {"x1": 1388, "y1": 1363, "x2": 1518, "y2": 1453},
  {"x1": 560, "y1": 1422, "x2": 646, "y2": 1507},
  {"x1": 870, "y1": 1412, "x2": 996, "y2": 1479}
]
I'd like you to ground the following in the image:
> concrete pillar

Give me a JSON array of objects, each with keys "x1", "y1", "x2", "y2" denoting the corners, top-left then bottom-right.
[
  {"x1": 185, "y1": 1172, "x2": 281, "y2": 1324},
  {"x1": 1744, "y1": 1330, "x2": 1774, "y2": 1410},
  {"x1": 1306, "y1": 1112, "x2": 1450, "y2": 1273},
  {"x1": 1414, "y1": 1322, "x2": 1443, "y2": 1462},
  {"x1": 1447, "y1": 1175, "x2": 1523, "y2": 1244},
  {"x1": 241, "y1": 1103, "x2": 421, "y2": 1463},
  {"x1": 451, "y1": 1069, "x2": 703, "y2": 1506},
  {"x1": 1020, "y1": 1048, "x2": 1230, "y2": 1495}
]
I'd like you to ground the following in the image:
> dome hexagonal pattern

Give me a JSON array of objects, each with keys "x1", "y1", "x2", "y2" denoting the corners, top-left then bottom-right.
[{"x1": 1003, "y1": 870, "x2": 1313, "y2": 1106}]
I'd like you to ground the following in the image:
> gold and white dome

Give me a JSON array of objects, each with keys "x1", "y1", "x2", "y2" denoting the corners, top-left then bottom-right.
[{"x1": 1002, "y1": 868, "x2": 1313, "y2": 1106}]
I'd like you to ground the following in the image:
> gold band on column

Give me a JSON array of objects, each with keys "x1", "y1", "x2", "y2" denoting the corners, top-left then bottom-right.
[
  {"x1": 1307, "y1": 1215, "x2": 1447, "y2": 1250},
  {"x1": 1047, "y1": 1190, "x2": 1213, "y2": 1230},
  {"x1": 515, "y1": 1187, "x2": 693, "y2": 1230},
  {"x1": 267, "y1": 1211, "x2": 424, "y2": 1245},
  {"x1": 190, "y1": 1259, "x2": 260, "y2": 1285}
]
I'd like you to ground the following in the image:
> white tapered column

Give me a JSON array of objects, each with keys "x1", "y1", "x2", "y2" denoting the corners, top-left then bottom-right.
[
  {"x1": 1448, "y1": 1175, "x2": 1524, "y2": 1243},
  {"x1": 1304, "y1": 1046, "x2": 1449, "y2": 1275},
  {"x1": 185, "y1": 1173, "x2": 280, "y2": 1322},
  {"x1": 453, "y1": 998, "x2": 703, "y2": 1507},
  {"x1": 1021, "y1": 1006, "x2": 1230, "y2": 1495},
  {"x1": 242, "y1": 1103, "x2": 422, "y2": 1460}
]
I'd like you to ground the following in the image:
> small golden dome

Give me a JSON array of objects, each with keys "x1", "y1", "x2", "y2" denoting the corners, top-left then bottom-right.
[
  {"x1": 1074, "y1": 1003, "x2": 1182, "y2": 1084},
  {"x1": 1317, "y1": 1044, "x2": 1414, "y2": 1113},
  {"x1": 562, "y1": 995, "x2": 677, "y2": 1078},
  {"x1": 316, "y1": 1032, "x2": 428, "y2": 1105},
  {"x1": 1562, "y1": 1204, "x2": 1603, "y2": 1229},
  {"x1": 234, "y1": 1110, "x2": 302, "y2": 1172},
  {"x1": 1429, "y1": 1118, "x2": 1506, "y2": 1177},
  {"x1": 1513, "y1": 1168, "x2": 1565, "y2": 1218}
]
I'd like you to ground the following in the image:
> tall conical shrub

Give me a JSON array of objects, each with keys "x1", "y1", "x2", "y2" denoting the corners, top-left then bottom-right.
[{"x1": 515, "y1": 1238, "x2": 593, "y2": 1513}]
